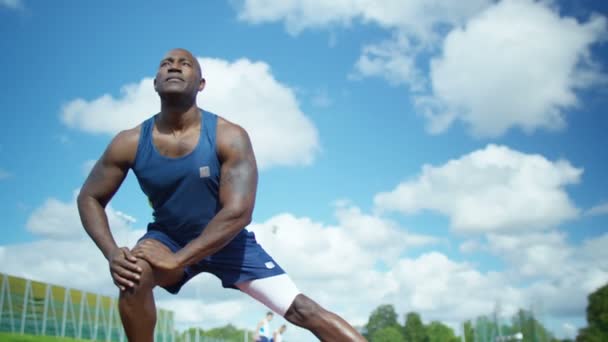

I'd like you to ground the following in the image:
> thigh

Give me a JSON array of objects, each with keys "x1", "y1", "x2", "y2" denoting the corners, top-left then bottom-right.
[
  {"x1": 204, "y1": 230, "x2": 286, "y2": 288},
  {"x1": 236, "y1": 274, "x2": 301, "y2": 317}
]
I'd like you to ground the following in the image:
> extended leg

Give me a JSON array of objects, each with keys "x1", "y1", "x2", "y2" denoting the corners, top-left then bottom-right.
[
  {"x1": 284, "y1": 294, "x2": 366, "y2": 342},
  {"x1": 237, "y1": 275, "x2": 366, "y2": 341}
]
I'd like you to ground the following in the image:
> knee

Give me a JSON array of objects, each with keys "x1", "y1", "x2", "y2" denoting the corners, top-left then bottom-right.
[
  {"x1": 284, "y1": 294, "x2": 324, "y2": 327},
  {"x1": 120, "y1": 258, "x2": 155, "y2": 299}
]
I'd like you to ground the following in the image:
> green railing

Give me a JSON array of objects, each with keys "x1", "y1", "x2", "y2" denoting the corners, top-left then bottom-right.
[{"x1": 0, "y1": 273, "x2": 175, "y2": 342}]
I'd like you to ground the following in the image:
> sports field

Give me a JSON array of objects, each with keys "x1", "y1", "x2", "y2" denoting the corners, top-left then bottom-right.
[{"x1": 0, "y1": 273, "x2": 175, "y2": 341}]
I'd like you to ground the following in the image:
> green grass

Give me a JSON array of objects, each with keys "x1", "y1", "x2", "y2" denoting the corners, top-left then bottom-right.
[{"x1": 0, "y1": 332, "x2": 90, "y2": 341}]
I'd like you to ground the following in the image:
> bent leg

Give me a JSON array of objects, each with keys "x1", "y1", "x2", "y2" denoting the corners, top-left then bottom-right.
[{"x1": 119, "y1": 240, "x2": 184, "y2": 342}]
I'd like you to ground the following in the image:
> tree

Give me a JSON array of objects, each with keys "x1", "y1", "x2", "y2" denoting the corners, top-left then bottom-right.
[
  {"x1": 463, "y1": 320, "x2": 475, "y2": 342},
  {"x1": 372, "y1": 326, "x2": 406, "y2": 342},
  {"x1": 365, "y1": 304, "x2": 402, "y2": 339},
  {"x1": 577, "y1": 282, "x2": 608, "y2": 341},
  {"x1": 426, "y1": 321, "x2": 459, "y2": 342},
  {"x1": 178, "y1": 324, "x2": 246, "y2": 342},
  {"x1": 576, "y1": 326, "x2": 605, "y2": 342},
  {"x1": 474, "y1": 315, "x2": 496, "y2": 342},
  {"x1": 403, "y1": 312, "x2": 428, "y2": 342},
  {"x1": 205, "y1": 324, "x2": 246, "y2": 340},
  {"x1": 509, "y1": 309, "x2": 555, "y2": 342}
]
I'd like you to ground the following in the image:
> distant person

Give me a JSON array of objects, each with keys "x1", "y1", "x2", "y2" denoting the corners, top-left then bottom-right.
[
  {"x1": 254, "y1": 311, "x2": 273, "y2": 342},
  {"x1": 77, "y1": 48, "x2": 367, "y2": 342},
  {"x1": 272, "y1": 324, "x2": 287, "y2": 342}
]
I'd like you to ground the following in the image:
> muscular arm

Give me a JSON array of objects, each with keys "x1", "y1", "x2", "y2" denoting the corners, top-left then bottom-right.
[
  {"x1": 77, "y1": 129, "x2": 138, "y2": 260},
  {"x1": 174, "y1": 120, "x2": 258, "y2": 267}
]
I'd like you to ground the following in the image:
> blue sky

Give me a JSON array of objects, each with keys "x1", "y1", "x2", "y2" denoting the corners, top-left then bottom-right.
[{"x1": 1, "y1": 0, "x2": 607, "y2": 340}]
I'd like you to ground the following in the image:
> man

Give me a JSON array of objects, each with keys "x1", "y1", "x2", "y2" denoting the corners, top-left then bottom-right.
[
  {"x1": 77, "y1": 48, "x2": 366, "y2": 342},
  {"x1": 254, "y1": 311, "x2": 273, "y2": 342},
  {"x1": 272, "y1": 324, "x2": 287, "y2": 342}
]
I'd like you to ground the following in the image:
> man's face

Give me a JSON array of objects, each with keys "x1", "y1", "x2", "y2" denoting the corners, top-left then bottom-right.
[{"x1": 154, "y1": 49, "x2": 204, "y2": 97}]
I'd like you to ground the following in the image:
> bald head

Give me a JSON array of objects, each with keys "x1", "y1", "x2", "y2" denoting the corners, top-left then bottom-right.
[
  {"x1": 154, "y1": 48, "x2": 206, "y2": 101},
  {"x1": 162, "y1": 48, "x2": 202, "y2": 78}
]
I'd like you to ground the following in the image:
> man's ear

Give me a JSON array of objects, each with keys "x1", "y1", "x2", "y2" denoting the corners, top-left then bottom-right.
[{"x1": 199, "y1": 78, "x2": 206, "y2": 92}]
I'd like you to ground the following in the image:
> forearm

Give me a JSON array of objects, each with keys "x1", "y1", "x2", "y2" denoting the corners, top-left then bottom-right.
[
  {"x1": 175, "y1": 208, "x2": 251, "y2": 267},
  {"x1": 77, "y1": 194, "x2": 119, "y2": 260}
]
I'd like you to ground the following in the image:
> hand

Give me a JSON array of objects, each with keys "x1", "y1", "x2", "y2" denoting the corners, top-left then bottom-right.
[
  {"x1": 108, "y1": 247, "x2": 142, "y2": 291},
  {"x1": 132, "y1": 239, "x2": 181, "y2": 272}
]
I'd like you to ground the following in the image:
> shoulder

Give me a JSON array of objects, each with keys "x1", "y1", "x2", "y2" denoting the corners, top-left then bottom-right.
[
  {"x1": 215, "y1": 116, "x2": 253, "y2": 159},
  {"x1": 104, "y1": 125, "x2": 142, "y2": 166},
  {"x1": 113, "y1": 125, "x2": 141, "y2": 146},
  {"x1": 216, "y1": 116, "x2": 249, "y2": 141}
]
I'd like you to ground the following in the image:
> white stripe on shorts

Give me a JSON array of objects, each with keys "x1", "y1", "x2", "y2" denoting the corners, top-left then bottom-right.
[{"x1": 236, "y1": 274, "x2": 301, "y2": 317}]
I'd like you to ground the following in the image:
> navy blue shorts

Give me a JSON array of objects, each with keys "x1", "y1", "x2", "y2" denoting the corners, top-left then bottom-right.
[{"x1": 138, "y1": 229, "x2": 285, "y2": 294}]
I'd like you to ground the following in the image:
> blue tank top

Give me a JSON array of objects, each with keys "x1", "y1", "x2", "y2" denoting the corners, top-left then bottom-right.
[{"x1": 132, "y1": 110, "x2": 223, "y2": 246}]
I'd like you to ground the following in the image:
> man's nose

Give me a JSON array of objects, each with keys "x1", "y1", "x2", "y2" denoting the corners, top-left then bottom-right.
[{"x1": 168, "y1": 62, "x2": 182, "y2": 73}]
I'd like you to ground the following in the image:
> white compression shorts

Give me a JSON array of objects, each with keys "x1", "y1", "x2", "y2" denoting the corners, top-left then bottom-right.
[{"x1": 236, "y1": 274, "x2": 301, "y2": 316}]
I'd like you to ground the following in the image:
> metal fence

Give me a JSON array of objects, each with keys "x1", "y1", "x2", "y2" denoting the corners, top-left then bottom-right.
[{"x1": 0, "y1": 272, "x2": 175, "y2": 341}]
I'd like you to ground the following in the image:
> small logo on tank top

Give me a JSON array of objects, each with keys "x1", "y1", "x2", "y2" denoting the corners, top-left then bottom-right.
[
  {"x1": 199, "y1": 166, "x2": 210, "y2": 178},
  {"x1": 265, "y1": 261, "x2": 275, "y2": 269}
]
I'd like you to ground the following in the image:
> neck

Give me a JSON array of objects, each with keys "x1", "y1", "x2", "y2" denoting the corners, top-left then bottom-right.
[{"x1": 158, "y1": 102, "x2": 200, "y2": 131}]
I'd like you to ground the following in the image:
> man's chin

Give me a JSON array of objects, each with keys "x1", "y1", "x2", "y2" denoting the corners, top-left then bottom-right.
[{"x1": 158, "y1": 89, "x2": 190, "y2": 99}]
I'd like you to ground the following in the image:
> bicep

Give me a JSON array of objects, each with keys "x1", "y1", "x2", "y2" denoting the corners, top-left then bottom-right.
[
  {"x1": 80, "y1": 134, "x2": 133, "y2": 207},
  {"x1": 218, "y1": 126, "x2": 258, "y2": 213}
]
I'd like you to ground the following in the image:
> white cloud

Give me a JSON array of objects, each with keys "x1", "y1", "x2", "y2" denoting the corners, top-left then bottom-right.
[
  {"x1": 235, "y1": 0, "x2": 361, "y2": 35},
  {"x1": 197, "y1": 58, "x2": 320, "y2": 169},
  {"x1": 476, "y1": 231, "x2": 608, "y2": 318},
  {"x1": 421, "y1": 0, "x2": 607, "y2": 137},
  {"x1": 579, "y1": 233, "x2": 608, "y2": 270},
  {"x1": 156, "y1": 298, "x2": 245, "y2": 328},
  {"x1": 459, "y1": 239, "x2": 482, "y2": 254},
  {"x1": 248, "y1": 204, "x2": 438, "y2": 283},
  {"x1": 25, "y1": 190, "x2": 135, "y2": 240},
  {"x1": 487, "y1": 231, "x2": 573, "y2": 278},
  {"x1": 351, "y1": 33, "x2": 426, "y2": 90},
  {"x1": 374, "y1": 144, "x2": 582, "y2": 234},
  {"x1": 0, "y1": 226, "x2": 143, "y2": 296},
  {"x1": 238, "y1": 0, "x2": 493, "y2": 92},
  {"x1": 235, "y1": 0, "x2": 491, "y2": 39},
  {"x1": 333, "y1": 204, "x2": 438, "y2": 260},
  {"x1": 61, "y1": 57, "x2": 320, "y2": 170},
  {"x1": 236, "y1": 1, "x2": 607, "y2": 138},
  {"x1": 585, "y1": 201, "x2": 608, "y2": 216},
  {"x1": 61, "y1": 77, "x2": 158, "y2": 136},
  {"x1": 114, "y1": 211, "x2": 137, "y2": 224},
  {"x1": 0, "y1": 0, "x2": 22, "y2": 10},
  {"x1": 387, "y1": 252, "x2": 524, "y2": 322}
]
